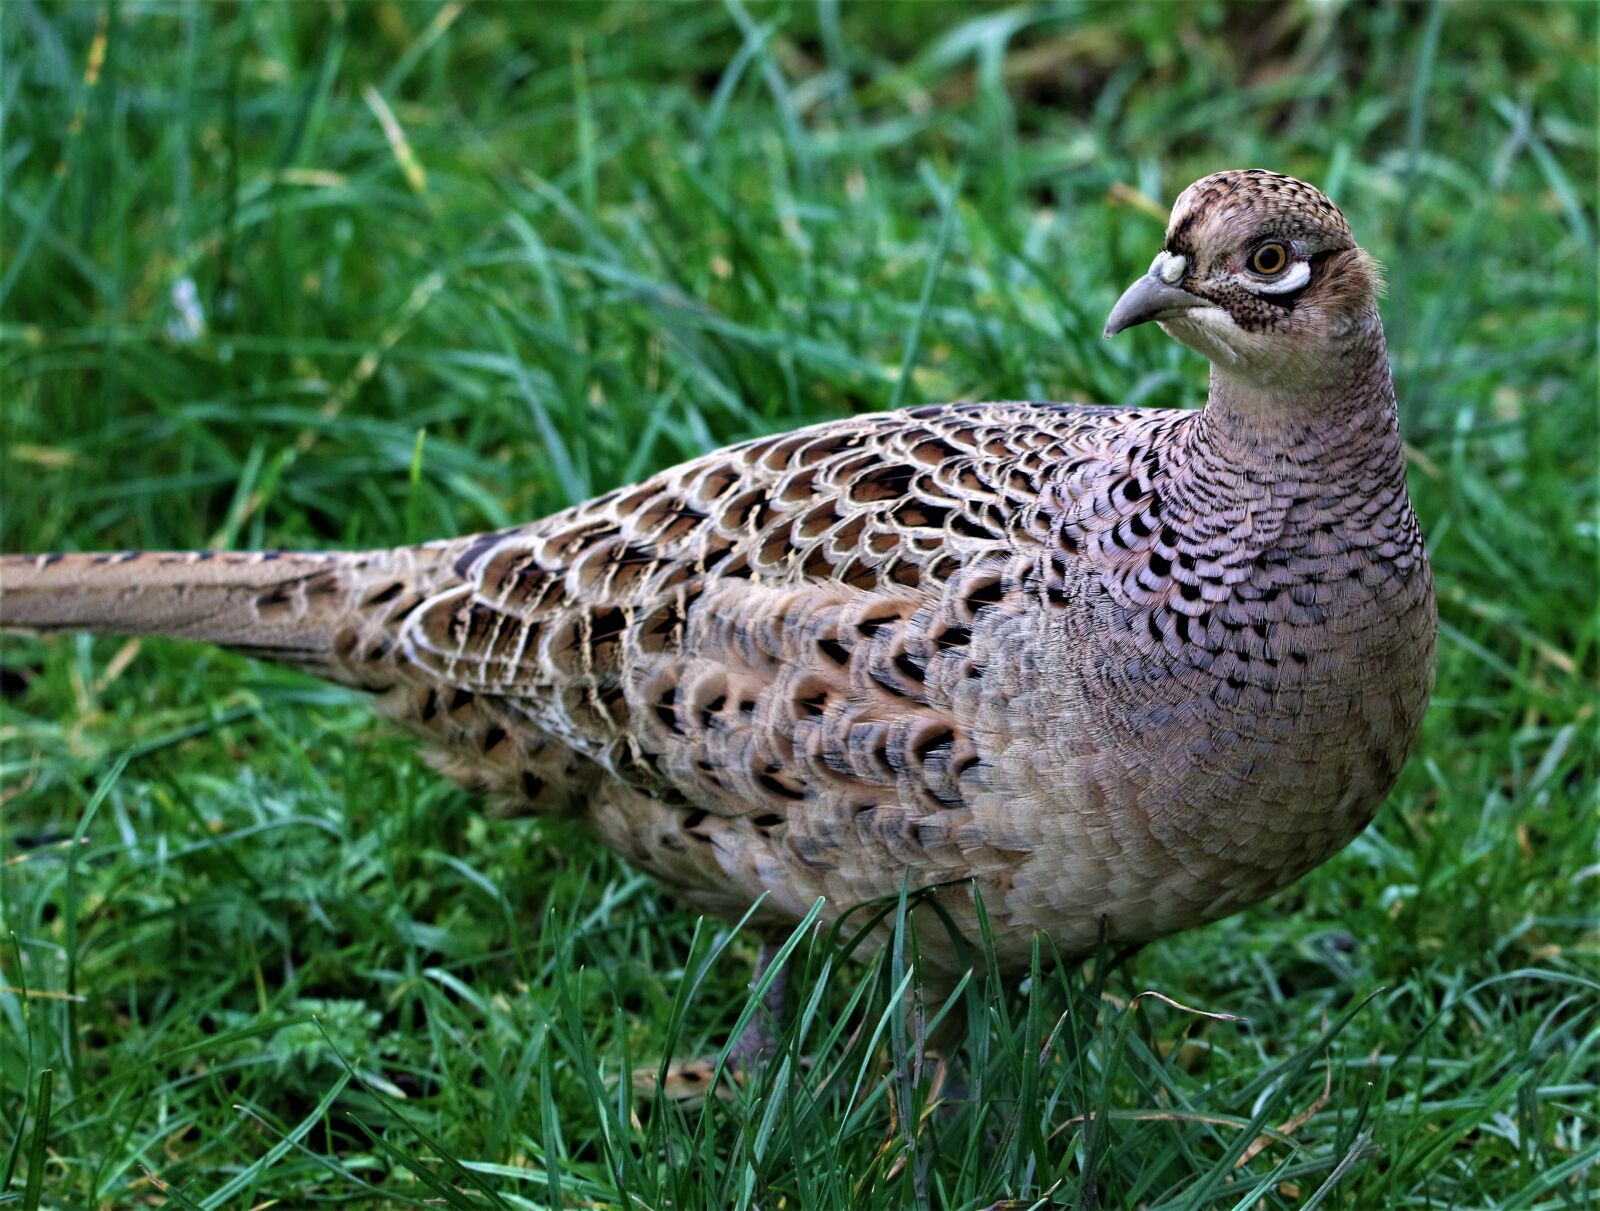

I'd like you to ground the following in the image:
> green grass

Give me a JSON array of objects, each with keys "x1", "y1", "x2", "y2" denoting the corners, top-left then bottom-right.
[{"x1": 1, "y1": 1, "x2": 1596, "y2": 1206}]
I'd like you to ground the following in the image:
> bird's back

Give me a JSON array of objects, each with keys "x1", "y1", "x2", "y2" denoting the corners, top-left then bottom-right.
[{"x1": 373, "y1": 401, "x2": 1195, "y2": 942}]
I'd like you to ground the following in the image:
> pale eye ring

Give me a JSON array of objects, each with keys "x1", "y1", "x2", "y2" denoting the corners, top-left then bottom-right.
[{"x1": 1249, "y1": 241, "x2": 1290, "y2": 276}]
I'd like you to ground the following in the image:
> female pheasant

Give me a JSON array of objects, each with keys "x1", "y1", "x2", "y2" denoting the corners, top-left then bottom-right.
[{"x1": 1, "y1": 171, "x2": 1437, "y2": 987}]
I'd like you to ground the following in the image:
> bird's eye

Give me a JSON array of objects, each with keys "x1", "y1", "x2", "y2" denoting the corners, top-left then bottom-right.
[{"x1": 1249, "y1": 242, "x2": 1290, "y2": 275}]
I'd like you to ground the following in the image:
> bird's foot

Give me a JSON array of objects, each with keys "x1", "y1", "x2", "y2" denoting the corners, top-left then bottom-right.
[
  {"x1": 628, "y1": 1015, "x2": 791, "y2": 1106},
  {"x1": 629, "y1": 1055, "x2": 734, "y2": 1106}
]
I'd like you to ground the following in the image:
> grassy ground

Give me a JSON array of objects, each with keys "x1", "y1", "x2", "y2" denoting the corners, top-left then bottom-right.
[{"x1": 1, "y1": 1, "x2": 1596, "y2": 1207}]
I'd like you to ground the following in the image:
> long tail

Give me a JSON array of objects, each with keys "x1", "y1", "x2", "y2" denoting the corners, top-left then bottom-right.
[{"x1": 0, "y1": 547, "x2": 452, "y2": 686}]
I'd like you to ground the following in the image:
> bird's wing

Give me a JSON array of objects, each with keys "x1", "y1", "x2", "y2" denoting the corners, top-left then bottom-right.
[{"x1": 395, "y1": 402, "x2": 1161, "y2": 813}]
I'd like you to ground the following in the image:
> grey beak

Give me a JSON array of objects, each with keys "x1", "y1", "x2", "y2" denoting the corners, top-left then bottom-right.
[{"x1": 1103, "y1": 274, "x2": 1209, "y2": 338}]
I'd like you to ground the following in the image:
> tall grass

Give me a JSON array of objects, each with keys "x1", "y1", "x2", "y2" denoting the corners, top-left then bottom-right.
[{"x1": 2, "y1": 2, "x2": 1595, "y2": 1206}]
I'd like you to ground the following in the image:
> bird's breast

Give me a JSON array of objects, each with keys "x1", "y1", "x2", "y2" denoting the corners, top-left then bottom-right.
[{"x1": 968, "y1": 506, "x2": 1436, "y2": 954}]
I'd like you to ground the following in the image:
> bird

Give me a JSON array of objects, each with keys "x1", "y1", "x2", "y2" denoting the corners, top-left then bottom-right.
[{"x1": 1, "y1": 170, "x2": 1436, "y2": 1038}]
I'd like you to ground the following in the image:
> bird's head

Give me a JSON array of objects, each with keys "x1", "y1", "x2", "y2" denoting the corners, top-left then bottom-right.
[{"x1": 1105, "y1": 170, "x2": 1385, "y2": 391}]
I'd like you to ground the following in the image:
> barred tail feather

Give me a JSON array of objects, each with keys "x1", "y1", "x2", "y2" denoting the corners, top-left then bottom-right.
[{"x1": 0, "y1": 548, "x2": 449, "y2": 686}]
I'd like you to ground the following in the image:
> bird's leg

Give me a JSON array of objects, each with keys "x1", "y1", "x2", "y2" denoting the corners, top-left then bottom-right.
[
  {"x1": 725, "y1": 937, "x2": 789, "y2": 1069},
  {"x1": 629, "y1": 936, "x2": 792, "y2": 1104},
  {"x1": 908, "y1": 974, "x2": 970, "y2": 1111}
]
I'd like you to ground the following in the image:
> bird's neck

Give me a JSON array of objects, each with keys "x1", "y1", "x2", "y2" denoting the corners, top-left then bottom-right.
[{"x1": 1186, "y1": 316, "x2": 1405, "y2": 489}]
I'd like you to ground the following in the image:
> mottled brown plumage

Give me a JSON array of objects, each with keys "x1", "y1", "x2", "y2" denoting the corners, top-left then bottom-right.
[{"x1": 1, "y1": 171, "x2": 1436, "y2": 980}]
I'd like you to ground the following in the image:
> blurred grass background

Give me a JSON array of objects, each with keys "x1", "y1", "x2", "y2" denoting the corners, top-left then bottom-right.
[{"x1": 1, "y1": 1, "x2": 1595, "y2": 1206}]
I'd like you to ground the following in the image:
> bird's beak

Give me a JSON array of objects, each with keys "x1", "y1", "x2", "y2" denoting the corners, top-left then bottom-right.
[{"x1": 1103, "y1": 273, "x2": 1209, "y2": 338}]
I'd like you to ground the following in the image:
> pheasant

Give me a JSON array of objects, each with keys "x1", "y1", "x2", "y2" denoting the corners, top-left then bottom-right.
[{"x1": 1, "y1": 171, "x2": 1436, "y2": 1008}]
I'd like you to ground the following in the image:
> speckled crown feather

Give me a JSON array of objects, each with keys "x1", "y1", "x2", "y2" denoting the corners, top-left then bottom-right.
[{"x1": 1166, "y1": 169, "x2": 1355, "y2": 254}]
